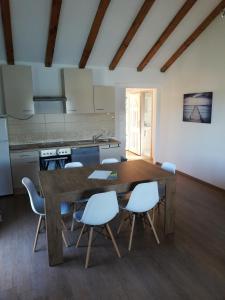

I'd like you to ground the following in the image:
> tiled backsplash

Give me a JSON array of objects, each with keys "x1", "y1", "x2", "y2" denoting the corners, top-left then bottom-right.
[{"x1": 7, "y1": 113, "x2": 115, "y2": 145}]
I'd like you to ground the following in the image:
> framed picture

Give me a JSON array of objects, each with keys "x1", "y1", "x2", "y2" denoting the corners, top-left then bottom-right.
[{"x1": 183, "y1": 92, "x2": 213, "y2": 123}]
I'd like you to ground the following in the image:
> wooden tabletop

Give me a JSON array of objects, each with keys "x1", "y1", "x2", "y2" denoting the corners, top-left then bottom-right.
[{"x1": 39, "y1": 160, "x2": 174, "y2": 202}]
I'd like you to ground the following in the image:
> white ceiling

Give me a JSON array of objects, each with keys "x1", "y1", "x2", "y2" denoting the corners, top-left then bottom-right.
[{"x1": 0, "y1": 0, "x2": 223, "y2": 70}]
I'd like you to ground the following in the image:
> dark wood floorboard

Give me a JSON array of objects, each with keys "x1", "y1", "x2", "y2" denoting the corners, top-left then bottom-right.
[{"x1": 0, "y1": 174, "x2": 225, "y2": 300}]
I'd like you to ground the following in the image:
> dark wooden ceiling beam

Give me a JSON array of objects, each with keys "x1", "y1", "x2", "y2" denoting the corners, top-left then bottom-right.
[
  {"x1": 0, "y1": 0, "x2": 14, "y2": 64},
  {"x1": 45, "y1": 0, "x2": 62, "y2": 67},
  {"x1": 109, "y1": 0, "x2": 155, "y2": 70},
  {"x1": 137, "y1": 0, "x2": 197, "y2": 71},
  {"x1": 79, "y1": 0, "x2": 111, "y2": 69},
  {"x1": 161, "y1": 0, "x2": 225, "y2": 72}
]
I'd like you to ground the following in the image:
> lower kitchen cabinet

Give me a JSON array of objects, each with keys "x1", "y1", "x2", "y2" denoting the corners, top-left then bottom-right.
[
  {"x1": 10, "y1": 150, "x2": 40, "y2": 191},
  {"x1": 99, "y1": 144, "x2": 121, "y2": 162}
]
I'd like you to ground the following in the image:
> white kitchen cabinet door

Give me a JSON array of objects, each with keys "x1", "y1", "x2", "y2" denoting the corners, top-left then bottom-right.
[
  {"x1": 63, "y1": 68, "x2": 94, "y2": 113},
  {"x1": 99, "y1": 144, "x2": 121, "y2": 162},
  {"x1": 94, "y1": 86, "x2": 115, "y2": 113},
  {"x1": 1, "y1": 65, "x2": 34, "y2": 118},
  {"x1": 10, "y1": 150, "x2": 40, "y2": 190}
]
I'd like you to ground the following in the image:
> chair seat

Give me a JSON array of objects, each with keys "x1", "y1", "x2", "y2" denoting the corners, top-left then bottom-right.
[
  {"x1": 73, "y1": 210, "x2": 84, "y2": 222},
  {"x1": 34, "y1": 197, "x2": 45, "y2": 215}
]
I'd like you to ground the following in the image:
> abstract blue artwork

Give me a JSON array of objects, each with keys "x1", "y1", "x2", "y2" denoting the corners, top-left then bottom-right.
[{"x1": 183, "y1": 92, "x2": 213, "y2": 123}]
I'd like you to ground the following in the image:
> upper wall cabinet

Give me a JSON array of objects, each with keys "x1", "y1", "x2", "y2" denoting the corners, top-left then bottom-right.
[
  {"x1": 63, "y1": 68, "x2": 94, "y2": 114},
  {"x1": 94, "y1": 86, "x2": 115, "y2": 113},
  {"x1": 1, "y1": 65, "x2": 34, "y2": 118}
]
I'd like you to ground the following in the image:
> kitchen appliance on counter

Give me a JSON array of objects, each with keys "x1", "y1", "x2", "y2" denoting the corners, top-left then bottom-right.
[
  {"x1": 39, "y1": 147, "x2": 71, "y2": 170},
  {"x1": 0, "y1": 117, "x2": 13, "y2": 196}
]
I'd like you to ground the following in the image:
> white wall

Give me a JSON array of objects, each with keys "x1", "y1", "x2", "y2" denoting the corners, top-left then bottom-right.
[
  {"x1": 5, "y1": 62, "x2": 163, "y2": 155},
  {"x1": 2, "y1": 15, "x2": 225, "y2": 189},
  {"x1": 159, "y1": 17, "x2": 225, "y2": 189}
]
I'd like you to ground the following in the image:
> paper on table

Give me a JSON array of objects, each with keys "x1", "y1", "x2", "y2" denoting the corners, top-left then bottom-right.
[{"x1": 88, "y1": 170, "x2": 112, "y2": 180}]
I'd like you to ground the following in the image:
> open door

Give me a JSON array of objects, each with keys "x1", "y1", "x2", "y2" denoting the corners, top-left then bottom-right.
[
  {"x1": 126, "y1": 92, "x2": 141, "y2": 155},
  {"x1": 126, "y1": 88, "x2": 154, "y2": 160}
]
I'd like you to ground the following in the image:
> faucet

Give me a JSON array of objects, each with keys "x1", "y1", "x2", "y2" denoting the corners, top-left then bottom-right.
[{"x1": 92, "y1": 133, "x2": 103, "y2": 143}]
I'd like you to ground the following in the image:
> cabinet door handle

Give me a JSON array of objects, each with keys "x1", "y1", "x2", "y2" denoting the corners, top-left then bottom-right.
[
  {"x1": 69, "y1": 109, "x2": 77, "y2": 111},
  {"x1": 96, "y1": 108, "x2": 104, "y2": 111}
]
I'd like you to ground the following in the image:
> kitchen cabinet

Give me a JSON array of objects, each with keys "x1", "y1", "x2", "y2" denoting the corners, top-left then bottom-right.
[
  {"x1": 1, "y1": 65, "x2": 34, "y2": 118},
  {"x1": 99, "y1": 144, "x2": 121, "y2": 162},
  {"x1": 63, "y1": 68, "x2": 94, "y2": 113},
  {"x1": 10, "y1": 150, "x2": 40, "y2": 191},
  {"x1": 94, "y1": 86, "x2": 115, "y2": 113}
]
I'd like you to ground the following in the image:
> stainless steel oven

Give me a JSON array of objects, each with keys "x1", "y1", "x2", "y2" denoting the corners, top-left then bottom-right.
[{"x1": 39, "y1": 148, "x2": 72, "y2": 170}]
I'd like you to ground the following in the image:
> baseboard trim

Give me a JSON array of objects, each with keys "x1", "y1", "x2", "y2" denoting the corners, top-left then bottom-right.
[{"x1": 156, "y1": 162, "x2": 225, "y2": 193}]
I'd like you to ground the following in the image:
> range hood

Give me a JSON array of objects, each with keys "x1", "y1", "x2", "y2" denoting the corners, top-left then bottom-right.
[
  {"x1": 33, "y1": 96, "x2": 66, "y2": 101},
  {"x1": 33, "y1": 96, "x2": 66, "y2": 114}
]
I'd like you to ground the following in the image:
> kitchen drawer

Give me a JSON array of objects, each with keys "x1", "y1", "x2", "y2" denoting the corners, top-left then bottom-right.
[{"x1": 10, "y1": 150, "x2": 40, "y2": 190}]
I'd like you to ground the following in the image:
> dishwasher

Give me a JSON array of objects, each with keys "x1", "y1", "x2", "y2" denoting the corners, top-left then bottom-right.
[{"x1": 71, "y1": 146, "x2": 100, "y2": 166}]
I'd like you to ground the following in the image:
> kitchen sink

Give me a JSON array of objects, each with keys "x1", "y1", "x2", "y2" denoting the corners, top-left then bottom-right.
[
  {"x1": 76, "y1": 138, "x2": 112, "y2": 145},
  {"x1": 97, "y1": 138, "x2": 111, "y2": 142},
  {"x1": 76, "y1": 140, "x2": 94, "y2": 145}
]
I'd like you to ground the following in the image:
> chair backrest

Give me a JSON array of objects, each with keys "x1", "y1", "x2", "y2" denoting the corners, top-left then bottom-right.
[
  {"x1": 161, "y1": 162, "x2": 176, "y2": 174},
  {"x1": 22, "y1": 177, "x2": 44, "y2": 215},
  {"x1": 101, "y1": 158, "x2": 120, "y2": 164},
  {"x1": 65, "y1": 162, "x2": 83, "y2": 168},
  {"x1": 81, "y1": 191, "x2": 119, "y2": 225},
  {"x1": 126, "y1": 182, "x2": 159, "y2": 213}
]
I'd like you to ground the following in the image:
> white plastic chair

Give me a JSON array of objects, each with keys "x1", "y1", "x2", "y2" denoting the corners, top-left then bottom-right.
[
  {"x1": 73, "y1": 191, "x2": 121, "y2": 268},
  {"x1": 161, "y1": 162, "x2": 176, "y2": 174},
  {"x1": 22, "y1": 177, "x2": 71, "y2": 251},
  {"x1": 65, "y1": 162, "x2": 84, "y2": 168},
  {"x1": 101, "y1": 158, "x2": 120, "y2": 164},
  {"x1": 64, "y1": 161, "x2": 87, "y2": 231},
  {"x1": 117, "y1": 182, "x2": 160, "y2": 251}
]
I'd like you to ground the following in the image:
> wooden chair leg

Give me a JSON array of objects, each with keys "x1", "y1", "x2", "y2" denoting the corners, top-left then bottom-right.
[
  {"x1": 76, "y1": 224, "x2": 86, "y2": 248},
  {"x1": 85, "y1": 227, "x2": 94, "y2": 269},
  {"x1": 146, "y1": 212, "x2": 160, "y2": 244},
  {"x1": 33, "y1": 215, "x2": 43, "y2": 252},
  {"x1": 62, "y1": 231, "x2": 69, "y2": 247},
  {"x1": 128, "y1": 214, "x2": 135, "y2": 251},
  {"x1": 71, "y1": 219, "x2": 75, "y2": 232},
  {"x1": 61, "y1": 218, "x2": 67, "y2": 230},
  {"x1": 117, "y1": 213, "x2": 130, "y2": 235},
  {"x1": 61, "y1": 219, "x2": 69, "y2": 247},
  {"x1": 106, "y1": 224, "x2": 121, "y2": 258}
]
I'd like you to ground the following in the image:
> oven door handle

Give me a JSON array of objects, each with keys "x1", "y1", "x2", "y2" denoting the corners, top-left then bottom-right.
[{"x1": 43, "y1": 157, "x2": 70, "y2": 162}]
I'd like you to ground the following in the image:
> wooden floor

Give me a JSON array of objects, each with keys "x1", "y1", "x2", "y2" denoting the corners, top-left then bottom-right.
[{"x1": 0, "y1": 173, "x2": 225, "y2": 300}]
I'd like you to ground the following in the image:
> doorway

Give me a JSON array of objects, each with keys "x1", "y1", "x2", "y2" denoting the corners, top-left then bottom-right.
[{"x1": 126, "y1": 88, "x2": 156, "y2": 161}]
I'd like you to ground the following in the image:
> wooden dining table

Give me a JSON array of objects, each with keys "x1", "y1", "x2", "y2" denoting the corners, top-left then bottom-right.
[{"x1": 38, "y1": 159, "x2": 176, "y2": 266}]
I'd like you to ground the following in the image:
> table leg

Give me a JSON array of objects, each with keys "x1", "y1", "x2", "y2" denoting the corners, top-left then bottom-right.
[
  {"x1": 164, "y1": 176, "x2": 176, "y2": 234},
  {"x1": 44, "y1": 195, "x2": 63, "y2": 266}
]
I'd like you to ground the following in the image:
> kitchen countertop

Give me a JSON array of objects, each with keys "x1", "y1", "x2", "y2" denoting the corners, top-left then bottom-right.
[{"x1": 9, "y1": 138, "x2": 121, "y2": 151}]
